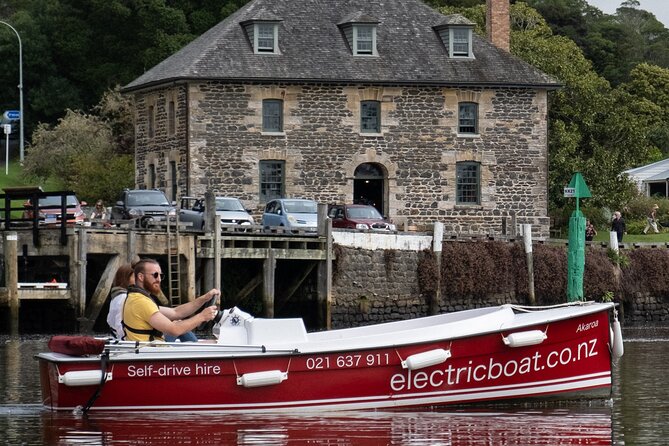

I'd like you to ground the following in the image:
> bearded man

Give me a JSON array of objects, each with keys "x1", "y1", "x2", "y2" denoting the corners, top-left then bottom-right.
[{"x1": 123, "y1": 258, "x2": 219, "y2": 342}]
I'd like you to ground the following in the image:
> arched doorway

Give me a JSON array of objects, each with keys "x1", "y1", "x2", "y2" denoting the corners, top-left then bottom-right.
[{"x1": 353, "y1": 163, "x2": 386, "y2": 215}]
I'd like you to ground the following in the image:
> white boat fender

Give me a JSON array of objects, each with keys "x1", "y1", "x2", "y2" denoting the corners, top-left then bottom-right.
[
  {"x1": 401, "y1": 348, "x2": 451, "y2": 371},
  {"x1": 502, "y1": 330, "x2": 547, "y2": 348},
  {"x1": 611, "y1": 319, "x2": 624, "y2": 358},
  {"x1": 59, "y1": 369, "x2": 113, "y2": 386},
  {"x1": 237, "y1": 370, "x2": 288, "y2": 388}
]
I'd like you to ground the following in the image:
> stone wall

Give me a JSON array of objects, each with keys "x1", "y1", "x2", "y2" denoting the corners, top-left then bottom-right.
[
  {"x1": 331, "y1": 244, "x2": 669, "y2": 328},
  {"x1": 131, "y1": 81, "x2": 550, "y2": 238}
]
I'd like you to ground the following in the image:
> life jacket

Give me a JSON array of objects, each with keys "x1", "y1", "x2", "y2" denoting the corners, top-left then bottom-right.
[{"x1": 122, "y1": 285, "x2": 163, "y2": 341}]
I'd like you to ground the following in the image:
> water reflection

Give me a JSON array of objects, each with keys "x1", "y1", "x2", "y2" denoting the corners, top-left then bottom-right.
[
  {"x1": 4, "y1": 332, "x2": 669, "y2": 445},
  {"x1": 33, "y1": 408, "x2": 613, "y2": 445}
]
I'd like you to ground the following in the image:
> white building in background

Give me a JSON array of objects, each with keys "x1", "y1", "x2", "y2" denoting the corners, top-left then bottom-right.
[{"x1": 624, "y1": 158, "x2": 669, "y2": 197}]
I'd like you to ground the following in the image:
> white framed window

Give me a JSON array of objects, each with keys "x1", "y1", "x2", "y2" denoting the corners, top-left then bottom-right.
[
  {"x1": 361, "y1": 100, "x2": 381, "y2": 133},
  {"x1": 450, "y1": 27, "x2": 472, "y2": 58},
  {"x1": 456, "y1": 161, "x2": 480, "y2": 205},
  {"x1": 354, "y1": 25, "x2": 376, "y2": 56},
  {"x1": 260, "y1": 160, "x2": 285, "y2": 202},
  {"x1": 262, "y1": 99, "x2": 283, "y2": 132},
  {"x1": 255, "y1": 23, "x2": 278, "y2": 54},
  {"x1": 458, "y1": 102, "x2": 478, "y2": 134}
]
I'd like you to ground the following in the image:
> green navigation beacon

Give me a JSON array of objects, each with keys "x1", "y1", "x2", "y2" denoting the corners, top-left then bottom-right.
[{"x1": 565, "y1": 173, "x2": 591, "y2": 302}]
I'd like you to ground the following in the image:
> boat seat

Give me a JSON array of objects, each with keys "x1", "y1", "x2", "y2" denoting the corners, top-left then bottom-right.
[{"x1": 246, "y1": 318, "x2": 308, "y2": 345}]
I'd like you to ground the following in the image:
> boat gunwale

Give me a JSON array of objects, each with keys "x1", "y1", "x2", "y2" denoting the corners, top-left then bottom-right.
[{"x1": 35, "y1": 302, "x2": 615, "y2": 364}]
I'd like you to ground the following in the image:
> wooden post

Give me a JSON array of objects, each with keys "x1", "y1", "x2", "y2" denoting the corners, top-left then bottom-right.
[
  {"x1": 202, "y1": 190, "x2": 217, "y2": 296},
  {"x1": 5, "y1": 231, "x2": 18, "y2": 335},
  {"x1": 214, "y1": 217, "x2": 221, "y2": 293},
  {"x1": 126, "y1": 228, "x2": 136, "y2": 263},
  {"x1": 81, "y1": 254, "x2": 120, "y2": 333},
  {"x1": 263, "y1": 249, "x2": 276, "y2": 318},
  {"x1": 317, "y1": 207, "x2": 332, "y2": 329},
  {"x1": 430, "y1": 221, "x2": 443, "y2": 315},
  {"x1": 76, "y1": 226, "x2": 88, "y2": 319},
  {"x1": 204, "y1": 191, "x2": 216, "y2": 234},
  {"x1": 522, "y1": 224, "x2": 536, "y2": 305}
]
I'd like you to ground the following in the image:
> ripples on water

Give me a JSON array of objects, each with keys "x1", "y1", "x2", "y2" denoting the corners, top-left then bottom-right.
[{"x1": 2, "y1": 330, "x2": 668, "y2": 445}]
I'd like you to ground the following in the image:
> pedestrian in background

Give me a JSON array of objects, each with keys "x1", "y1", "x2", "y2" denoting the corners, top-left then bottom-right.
[
  {"x1": 611, "y1": 211, "x2": 626, "y2": 243},
  {"x1": 585, "y1": 219, "x2": 597, "y2": 242},
  {"x1": 643, "y1": 204, "x2": 660, "y2": 234}
]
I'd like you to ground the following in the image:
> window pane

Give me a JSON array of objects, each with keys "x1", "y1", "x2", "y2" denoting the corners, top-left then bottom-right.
[
  {"x1": 459, "y1": 102, "x2": 478, "y2": 134},
  {"x1": 263, "y1": 99, "x2": 283, "y2": 132},
  {"x1": 356, "y1": 26, "x2": 373, "y2": 54},
  {"x1": 260, "y1": 161, "x2": 284, "y2": 202},
  {"x1": 168, "y1": 101, "x2": 175, "y2": 135},
  {"x1": 257, "y1": 24, "x2": 275, "y2": 52},
  {"x1": 456, "y1": 162, "x2": 480, "y2": 205},
  {"x1": 170, "y1": 161, "x2": 177, "y2": 202},
  {"x1": 361, "y1": 101, "x2": 380, "y2": 133},
  {"x1": 148, "y1": 164, "x2": 156, "y2": 189},
  {"x1": 452, "y1": 28, "x2": 470, "y2": 56},
  {"x1": 148, "y1": 106, "x2": 155, "y2": 138}
]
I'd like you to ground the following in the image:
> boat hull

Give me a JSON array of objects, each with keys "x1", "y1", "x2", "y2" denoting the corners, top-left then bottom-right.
[{"x1": 37, "y1": 305, "x2": 616, "y2": 412}]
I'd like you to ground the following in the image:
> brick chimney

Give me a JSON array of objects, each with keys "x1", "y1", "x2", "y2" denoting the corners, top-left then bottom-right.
[{"x1": 486, "y1": 0, "x2": 510, "y2": 52}]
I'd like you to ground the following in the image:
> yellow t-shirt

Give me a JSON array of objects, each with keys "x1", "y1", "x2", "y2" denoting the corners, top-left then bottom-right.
[{"x1": 123, "y1": 290, "x2": 164, "y2": 342}]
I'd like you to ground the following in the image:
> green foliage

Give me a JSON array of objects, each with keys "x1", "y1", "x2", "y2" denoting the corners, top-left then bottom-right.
[
  {"x1": 21, "y1": 87, "x2": 135, "y2": 203},
  {"x1": 607, "y1": 248, "x2": 630, "y2": 268},
  {"x1": 601, "y1": 291, "x2": 614, "y2": 303}
]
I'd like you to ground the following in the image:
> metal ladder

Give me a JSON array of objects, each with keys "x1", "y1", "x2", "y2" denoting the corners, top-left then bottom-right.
[{"x1": 166, "y1": 214, "x2": 181, "y2": 306}]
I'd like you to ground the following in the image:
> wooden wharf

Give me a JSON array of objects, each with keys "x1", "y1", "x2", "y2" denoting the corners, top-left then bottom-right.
[{"x1": 0, "y1": 205, "x2": 332, "y2": 335}]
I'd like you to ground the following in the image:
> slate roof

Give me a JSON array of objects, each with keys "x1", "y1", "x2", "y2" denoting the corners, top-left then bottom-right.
[{"x1": 123, "y1": 0, "x2": 560, "y2": 92}]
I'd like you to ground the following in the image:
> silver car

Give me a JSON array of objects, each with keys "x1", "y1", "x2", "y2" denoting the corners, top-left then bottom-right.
[
  {"x1": 261, "y1": 198, "x2": 318, "y2": 233},
  {"x1": 179, "y1": 196, "x2": 254, "y2": 230}
]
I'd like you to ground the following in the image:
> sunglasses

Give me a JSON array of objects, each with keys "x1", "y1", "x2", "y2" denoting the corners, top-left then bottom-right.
[{"x1": 143, "y1": 271, "x2": 164, "y2": 280}]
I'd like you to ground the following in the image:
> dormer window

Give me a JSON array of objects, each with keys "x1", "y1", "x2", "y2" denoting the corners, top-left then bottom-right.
[
  {"x1": 434, "y1": 15, "x2": 474, "y2": 59},
  {"x1": 338, "y1": 13, "x2": 379, "y2": 57},
  {"x1": 242, "y1": 17, "x2": 282, "y2": 54},
  {"x1": 354, "y1": 25, "x2": 376, "y2": 56},
  {"x1": 450, "y1": 27, "x2": 472, "y2": 58},
  {"x1": 256, "y1": 23, "x2": 277, "y2": 53}
]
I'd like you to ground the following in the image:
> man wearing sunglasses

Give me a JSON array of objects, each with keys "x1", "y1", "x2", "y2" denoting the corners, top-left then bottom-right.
[{"x1": 123, "y1": 258, "x2": 219, "y2": 342}]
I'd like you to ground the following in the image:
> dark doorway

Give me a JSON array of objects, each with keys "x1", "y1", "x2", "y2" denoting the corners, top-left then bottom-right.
[
  {"x1": 353, "y1": 163, "x2": 385, "y2": 215},
  {"x1": 648, "y1": 182, "x2": 668, "y2": 198}
]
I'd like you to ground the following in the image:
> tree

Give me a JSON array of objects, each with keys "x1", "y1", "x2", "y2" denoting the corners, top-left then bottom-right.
[
  {"x1": 438, "y1": 2, "x2": 660, "y2": 210},
  {"x1": 22, "y1": 88, "x2": 135, "y2": 203}
]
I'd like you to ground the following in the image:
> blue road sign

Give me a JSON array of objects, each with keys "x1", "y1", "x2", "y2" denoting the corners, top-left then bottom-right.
[{"x1": 3, "y1": 110, "x2": 20, "y2": 121}]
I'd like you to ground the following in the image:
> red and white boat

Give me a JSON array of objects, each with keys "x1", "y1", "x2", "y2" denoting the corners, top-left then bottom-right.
[{"x1": 36, "y1": 301, "x2": 623, "y2": 412}]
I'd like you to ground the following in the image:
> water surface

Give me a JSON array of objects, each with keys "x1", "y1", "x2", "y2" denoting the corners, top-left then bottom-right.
[{"x1": 1, "y1": 329, "x2": 667, "y2": 445}]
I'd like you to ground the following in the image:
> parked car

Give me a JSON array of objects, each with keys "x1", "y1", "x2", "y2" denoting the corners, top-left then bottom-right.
[
  {"x1": 262, "y1": 198, "x2": 318, "y2": 233},
  {"x1": 23, "y1": 194, "x2": 88, "y2": 226},
  {"x1": 179, "y1": 196, "x2": 254, "y2": 230},
  {"x1": 328, "y1": 204, "x2": 396, "y2": 231},
  {"x1": 110, "y1": 189, "x2": 176, "y2": 228}
]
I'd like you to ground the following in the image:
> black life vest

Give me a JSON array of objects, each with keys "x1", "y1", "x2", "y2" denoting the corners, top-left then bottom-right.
[{"x1": 122, "y1": 286, "x2": 163, "y2": 341}]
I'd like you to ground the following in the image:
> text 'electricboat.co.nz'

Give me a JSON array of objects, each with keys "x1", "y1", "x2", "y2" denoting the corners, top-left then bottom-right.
[{"x1": 36, "y1": 301, "x2": 624, "y2": 412}]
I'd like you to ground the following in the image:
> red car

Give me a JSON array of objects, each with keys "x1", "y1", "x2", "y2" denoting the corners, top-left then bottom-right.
[
  {"x1": 23, "y1": 195, "x2": 87, "y2": 226},
  {"x1": 328, "y1": 204, "x2": 396, "y2": 231}
]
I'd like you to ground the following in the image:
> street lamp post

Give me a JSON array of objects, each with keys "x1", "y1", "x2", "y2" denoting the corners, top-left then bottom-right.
[{"x1": 0, "y1": 20, "x2": 24, "y2": 163}]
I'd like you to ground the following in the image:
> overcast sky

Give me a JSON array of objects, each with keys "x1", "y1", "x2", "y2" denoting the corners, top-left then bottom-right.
[{"x1": 586, "y1": 0, "x2": 669, "y2": 27}]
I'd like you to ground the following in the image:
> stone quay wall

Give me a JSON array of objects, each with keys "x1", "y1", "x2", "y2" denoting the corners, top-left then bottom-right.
[{"x1": 330, "y1": 235, "x2": 669, "y2": 328}]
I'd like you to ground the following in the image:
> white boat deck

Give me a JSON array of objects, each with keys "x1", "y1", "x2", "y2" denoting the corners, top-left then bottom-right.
[{"x1": 36, "y1": 302, "x2": 615, "y2": 362}]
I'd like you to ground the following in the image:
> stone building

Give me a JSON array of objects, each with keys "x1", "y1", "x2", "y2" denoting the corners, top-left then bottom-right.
[{"x1": 122, "y1": 0, "x2": 559, "y2": 237}]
